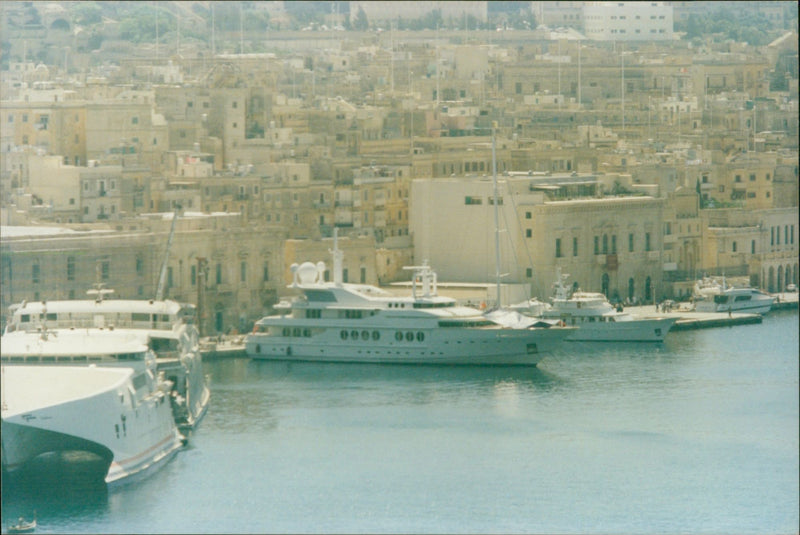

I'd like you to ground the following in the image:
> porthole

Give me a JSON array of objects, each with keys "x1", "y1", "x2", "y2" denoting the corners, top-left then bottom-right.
[
  {"x1": 361, "y1": 330, "x2": 369, "y2": 340},
  {"x1": 395, "y1": 331, "x2": 403, "y2": 341},
  {"x1": 372, "y1": 331, "x2": 380, "y2": 341},
  {"x1": 405, "y1": 331, "x2": 414, "y2": 342},
  {"x1": 341, "y1": 330, "x2": 348, "y2": 340},
  {"x1": 351, "y1": 330, "x2": 359, "y2": 340},
  {"x1": 416, "y1": 332, "x2": 425, "y2": 342},
  {"x1": 292, "y1": 328, "x2": 301, "y2": 337}
]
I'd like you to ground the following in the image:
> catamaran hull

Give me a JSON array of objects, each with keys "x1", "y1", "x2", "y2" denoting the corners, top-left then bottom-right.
[
  {"x1": 245, "y1": 326, "x2": 572, "y2": 365},
  {"x1": 1, "y1": 366, "x2": 184, "y2": 486}
]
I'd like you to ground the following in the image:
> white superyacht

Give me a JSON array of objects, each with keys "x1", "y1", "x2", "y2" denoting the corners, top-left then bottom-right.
[
  {"x1": 4, "y1": 287, "x2": 210, "y2": 431},
  {"x1": 509, "y1": 269, "x2": 677, "y2": 342},
  {"x1": 245, "y1": 237, "x2": 573, "y2": 365},
  {"x1": 1, "y1": 329, "x2": 185, "y2": 485}
]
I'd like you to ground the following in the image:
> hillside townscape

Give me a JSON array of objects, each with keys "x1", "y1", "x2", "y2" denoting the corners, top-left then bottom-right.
[{"x1": 1, "y1": 1, "x2": 798, "y2": 335}]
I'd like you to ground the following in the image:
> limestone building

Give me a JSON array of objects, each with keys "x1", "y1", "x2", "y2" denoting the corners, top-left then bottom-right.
[{"x1": 410, "y1": 174, "x2": 666, "y2": 303}]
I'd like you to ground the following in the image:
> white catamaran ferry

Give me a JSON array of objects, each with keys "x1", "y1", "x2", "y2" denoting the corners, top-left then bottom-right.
[
  {"x1": 4, "y1": 288, "x2": 210, "y2": 432},
  {"x1": 245, "y1": 236, "x2": 573, "y2": 365},
  {"x1": 1, "y1": 329, "x2": 185, "y2": 485}
]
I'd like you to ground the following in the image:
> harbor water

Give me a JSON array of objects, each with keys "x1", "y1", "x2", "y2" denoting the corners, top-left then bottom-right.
[{"x1": 2, "y1": 310, "x2": 798, "y2": 534}]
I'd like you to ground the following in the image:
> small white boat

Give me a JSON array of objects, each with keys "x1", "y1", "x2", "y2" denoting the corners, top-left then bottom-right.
[
  {"x1": 509, "y1": 269, "x2": 677, "y2": 342},
  {"x1": 692, "y1": 276, "x2": 774, "y2": 314},
  {"x1": 8, "y1": 515, "x2": 36, "y2": 534}
]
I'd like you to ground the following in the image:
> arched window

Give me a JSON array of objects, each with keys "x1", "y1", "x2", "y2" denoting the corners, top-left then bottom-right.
[{"x1": 601, "y1": 273, "x2": 610, "y2": 297}]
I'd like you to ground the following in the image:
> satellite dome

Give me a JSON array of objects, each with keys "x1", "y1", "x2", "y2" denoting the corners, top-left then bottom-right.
[{"x1": 296, "y1": 262, "x2": 319, "y2": 285}]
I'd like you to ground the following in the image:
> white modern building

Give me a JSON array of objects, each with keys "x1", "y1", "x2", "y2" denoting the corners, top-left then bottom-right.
[{"x1": 583, "y1": 1, "x2": 673, "y2": 41}]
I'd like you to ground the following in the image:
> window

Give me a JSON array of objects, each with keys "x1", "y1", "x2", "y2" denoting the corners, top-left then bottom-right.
[
  {"x1": 735, "y1": 175, "x2": 742, "y2": 182},
  {"x1": 751, "y1": 240, "x2": 756, "y2": 254},
  {"x1": 573, "y1": 237, "x2": 578, "y2": 257},
  {"x1": 602, "y1": 234, "x2": 608, "y2": 254},
  {"x1": 645, "y1": 233, "x2": 651, "y2": 252},
  {"x1": 555, "y1": 238, "x2": 562, "y2": 258},
  {"x1": 67, "y1": 257, "x2": 75, "y2": 281},
  {"x1": 526, "y1": 268, "x2": 532, "y2": 278},
  {"x1": 526, "y1": 229, "x2": 532, "y2": 238},
  {"x1": 191, "y1": 265, "x2": 197, "y2": 286},
  {"x1": 131, "y1": 117, "x2": 138, "y2": 125},
  {"x1": 240, "y1": 261, "x2": 247, "y2": 283},
  {"x1": 167, "y1": 266, "x2": 174, "y2": 288},
  {"x1": 101, "y1": 261, "x2": 110, "y2": 280},
  {"x1": 594, "y1": 236, "x2": 599, "y2": 255},
  {"x1": 32, "y1": 262, "x2": 40, "y2": 284},
  {"x1": 136, "y1": 256, "x2": 144, "y2": 275},
  {"x1": 464, "y1": 196, "x2": 482, "y2": 205},
  {"x1": 629, "y1": 233, "x2": 634, "y2": 252},
  {"x1": 263, "y1": 264, "x2": 269, "y2": 282},
  {"x1": 749, "y1": 174, "x2": 756, "y2": 182},
  {"x1": 216, "y1": 263, "x2": 222, "y2": 284},
  {"x1": 611, "y1": 235, "x2": 617, "y2": 254},
  {"x1": 525, "y1": 211, "x2": 531, "y2": 219},
  {"x1": 732, "y1": 242, "x2": 737, "y2": 252}
]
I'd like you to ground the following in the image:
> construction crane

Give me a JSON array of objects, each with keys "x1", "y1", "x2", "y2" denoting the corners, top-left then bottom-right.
[{"x1": 155, "y1": 206, "x2": 180, "y2": 301}]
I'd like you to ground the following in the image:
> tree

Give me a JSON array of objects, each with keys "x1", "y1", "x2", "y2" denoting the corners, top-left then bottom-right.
[{"x1": 353, "y1": 6, "x2": 368, "y2": 31}]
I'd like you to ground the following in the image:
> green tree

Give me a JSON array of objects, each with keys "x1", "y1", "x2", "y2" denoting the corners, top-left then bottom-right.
[
  {"x1": 72, "y1": 2, "x2": 103, "y2": 25},
  {"x1": 353, "y1": 6, "x2": 368, "y2": 31}
]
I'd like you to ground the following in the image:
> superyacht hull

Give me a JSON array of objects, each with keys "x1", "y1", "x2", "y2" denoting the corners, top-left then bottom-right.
[
  {"x1": 245, "y1": 323, "x2": 571, "y2": 365},
  {"x1": 1, "y1": 365, "x2": 184, "y2": 486}
]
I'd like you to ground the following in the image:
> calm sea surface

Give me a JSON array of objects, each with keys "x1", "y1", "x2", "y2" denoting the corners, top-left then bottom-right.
[{"x1": 2, "y1": 310, "x2": 798, "y2": 534}]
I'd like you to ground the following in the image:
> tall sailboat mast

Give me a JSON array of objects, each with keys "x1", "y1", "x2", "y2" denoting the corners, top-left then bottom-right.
[{"x1": 491, "y1": 122, "x2": 502, "y2": 308}]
